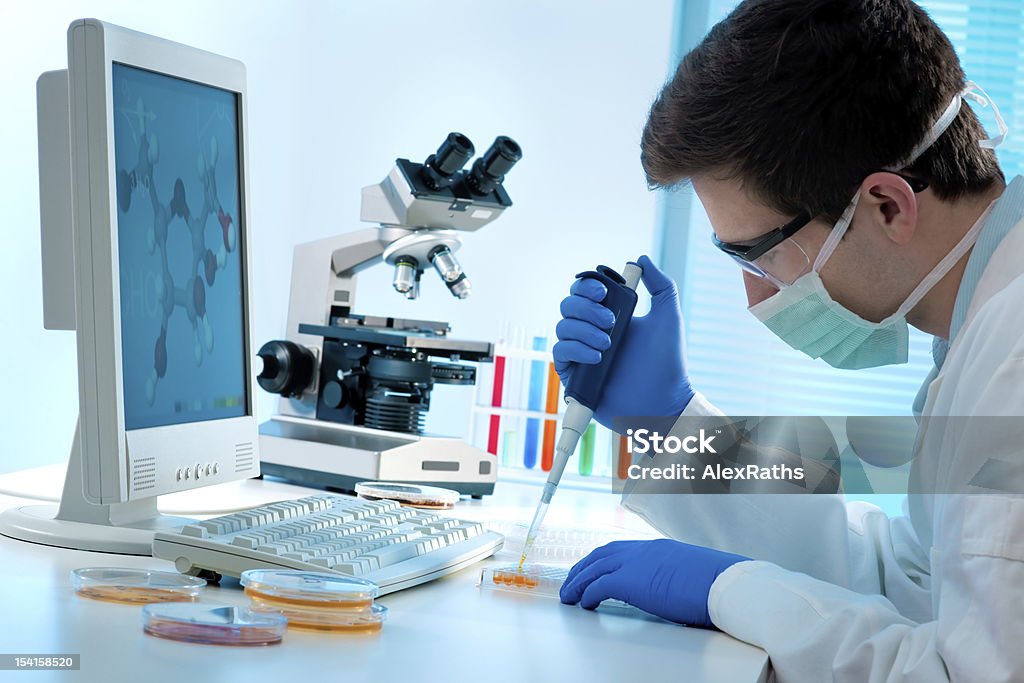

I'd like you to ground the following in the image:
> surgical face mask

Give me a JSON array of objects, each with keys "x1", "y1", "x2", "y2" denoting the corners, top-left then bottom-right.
[{"x1": 748, "y1": 82, "x2": 1007, "y2": 370}]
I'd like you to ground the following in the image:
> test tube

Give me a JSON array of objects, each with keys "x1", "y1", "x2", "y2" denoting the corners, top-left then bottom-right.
[
  {"x1": 616, "y1": 434, "x2": 630, "y2": 480},
  {"x1": 502, "y1": 430, "x2": 518, "y2": 468},
  {"x1": 502, "y1": 328, "x2": 525, "y2": 468},
  {"x1": 540, "y1": 362, "x2": 560, "y2": 471},
  {"x1": 600, "y1": 426, "x2": 614, "y2": 477},
  {"x1": 487, "y1": 354, "x2": 506, "y2": 456},
  {"x1": 578, "y1": 423, "x2": 595, "y2": 476},
  {"x1": 523, "y1": 336, "x2": 547, "y2": 469}
]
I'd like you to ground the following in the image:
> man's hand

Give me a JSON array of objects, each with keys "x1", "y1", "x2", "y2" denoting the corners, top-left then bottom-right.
[
  {"x1": 553, "y1": 255, "x2": 694, "y2": 428},
  {"x1": 559, "y1": 539, "x2": 749, "y2": 628}
]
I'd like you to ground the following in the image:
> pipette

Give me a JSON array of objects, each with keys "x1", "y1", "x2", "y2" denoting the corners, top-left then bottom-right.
[{"x1": 518, "y1": 262, "x2": 642, "y2": 570}]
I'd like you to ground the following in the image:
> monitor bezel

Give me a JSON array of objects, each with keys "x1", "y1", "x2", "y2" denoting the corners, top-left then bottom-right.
[{"x1": 69, "y1": 19, "x2": 258, "y2": 504}]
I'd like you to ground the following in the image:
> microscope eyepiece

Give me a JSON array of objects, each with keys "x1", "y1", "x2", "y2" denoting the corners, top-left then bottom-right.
[
  {"x1": 422, "y1": 132, "x2": 475, "y2": 190},
  {"x1": 468, "y1": 136, "x2": 521, "y2": 195}
]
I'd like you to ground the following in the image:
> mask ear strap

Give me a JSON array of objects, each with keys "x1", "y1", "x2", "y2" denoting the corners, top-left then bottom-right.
[
  {"x1": 894, "y1": 200, "x2": 994, "y2": 318},
  {"x1": 888, "y1": 93, "x2": 963, "y2": 171},
  {"x1": 962, "y1": 80, "x2": 1008, "y2": 149},
  {"x1": 813, "y1": 193, "x2": 859, "y2": 271}
]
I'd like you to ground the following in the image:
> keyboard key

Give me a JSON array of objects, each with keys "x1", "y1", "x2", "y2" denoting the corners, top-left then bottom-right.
[
  {"x1": 422, "y1": 531, "x2": 455, "y2": 548},
  {"x1": 361, "y1": 500, "x2": 397, "y2": 513},
  {"x1": 441, "y1": 530, "x2": 465, "y2": 544},
  {"x1": 359, "y1": 542, "x2": 420, "y2": 567},
  {"x1": 275, "y1": 538, "x2": 311, "y2": 552},
  {"x1": 408, "y1": 513, "x2": 442, "y2": 524},
  {"x1": 230, "y1": 535, "x2": 261, "y2": 549},
  {"x1": 356, "y1": 555, "x2": 380, "y2": 570},
  {"x1": 256, "y1": 543, "x2": 288, "y2": 555},
  {"x1": 393, "y1": 508, "x2": 417, "y2": 521},
  {"x1": 308, "y1": 549, "x2": 361, "y2": 569},
  {"x1": 181, "y1": 525, "x2": 209, "y2": 538},
  {"x1": 453, "y1": 523, "x2": 483, "y2": 538},
  {"x1": 417, "y1": 536, "x2": 442, "y2": 551},
  {"x1": 334, "y1": 559, "x2": 372, "y2": 576},
  {"x1": 307, "y1": 540, "x2": 356, "y2": 556},
  {"x1": 429, "y1": 519, "x2": 459, "y2": 530},
  {"x1": 301, "y1": 530, "x2": 340, "y2": 545},
  {"x1": 301, "y1": 497, "x2": 331, "y2": 512},
  {"x1": 302, "y1": 544, "x2": 335, "y2": 557},
  {"x1": 198, "y1": 519, "x2": 234, "y2": 535}
]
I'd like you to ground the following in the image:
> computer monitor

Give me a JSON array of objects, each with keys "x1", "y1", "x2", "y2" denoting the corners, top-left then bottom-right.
[{"x1": 0, "y1": 19, "x2": 258, "y2": 554}]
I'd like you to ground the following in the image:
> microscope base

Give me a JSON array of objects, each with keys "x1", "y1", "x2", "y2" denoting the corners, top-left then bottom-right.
[{"x1": 258, "y1": 415, "x2": 497, "y2": 497}]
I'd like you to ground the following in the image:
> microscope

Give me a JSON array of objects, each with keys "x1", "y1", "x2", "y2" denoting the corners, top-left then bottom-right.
[{"x1": 257, "y1": 133, "x2": 521, "y2": 497}]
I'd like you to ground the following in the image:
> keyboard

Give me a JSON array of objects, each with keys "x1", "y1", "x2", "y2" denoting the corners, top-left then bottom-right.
[{"x1": 152, "y1": 494, "x2": 503, "y2": 595}]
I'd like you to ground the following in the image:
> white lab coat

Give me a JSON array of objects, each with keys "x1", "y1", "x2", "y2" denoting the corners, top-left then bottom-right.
[{"x1": 623, "y1": 217, "x2": 1024, "y2": 682}]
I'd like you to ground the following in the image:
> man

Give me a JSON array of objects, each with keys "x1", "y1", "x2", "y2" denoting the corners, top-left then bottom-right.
[{"x1": 553, "y1": 1, "x2": 1024, "y2": 680}]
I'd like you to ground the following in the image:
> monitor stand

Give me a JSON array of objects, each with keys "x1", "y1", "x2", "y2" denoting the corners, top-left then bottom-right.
[{"x1": 0, "y1": 420, "x2": 193, "y2": 555}]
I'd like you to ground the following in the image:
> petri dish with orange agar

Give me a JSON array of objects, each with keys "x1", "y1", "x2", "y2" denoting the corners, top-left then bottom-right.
[
  {"x1": 247, "y1": 598, "x2": 388, "y2": 633},
  {"x1": 240, "y1": 570, "x2": 379, "y2": 608},
  {"x1": 480, "y1": 564, "x2": 566, "y2": 598},
  {"x1": 480, "y1": 564, "x2": 636, "y2": 613},
  {"x1": 240, "y1": 570, "x2": 387, "y2": 633},
  {"x1": 71, "y1": 567, "x2": 206, "y2": 605}
]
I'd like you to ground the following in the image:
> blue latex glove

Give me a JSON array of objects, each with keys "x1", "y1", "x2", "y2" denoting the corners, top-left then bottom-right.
[
  {"x1": 553, "y1": 255, "x2": 693, "y2": 428},
  {"x1": 559, "y1": 539, "x2": 749, "y2": 628}
]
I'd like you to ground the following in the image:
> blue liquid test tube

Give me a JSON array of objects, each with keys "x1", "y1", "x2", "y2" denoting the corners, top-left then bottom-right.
[{"x1": 523, "y1": 335, "x2": 547, "y2": 469}]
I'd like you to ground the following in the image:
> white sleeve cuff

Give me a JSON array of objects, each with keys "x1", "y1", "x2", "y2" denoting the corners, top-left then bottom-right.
[
  {"x1": 707, "y1": 560, "x2": 773, "y2": 628},
  {"x1": 680, "y1": 390, "x2": 726, "y2": 418}
]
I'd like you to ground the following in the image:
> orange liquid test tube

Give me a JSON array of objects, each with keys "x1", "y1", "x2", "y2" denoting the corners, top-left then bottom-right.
[
  {"x1": 617, "y1": 434, "x2": 631, "y2": 480},
  {"x1": 541, "y1": 362, "x2": 560, "y2": 471}
]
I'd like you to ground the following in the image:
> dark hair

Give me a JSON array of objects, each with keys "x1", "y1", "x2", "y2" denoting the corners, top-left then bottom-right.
[{"x1": 641, "y1": 0, "x2": 1004, "y2": 222}]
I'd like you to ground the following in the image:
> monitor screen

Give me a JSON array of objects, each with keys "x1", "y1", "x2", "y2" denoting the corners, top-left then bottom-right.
[{"x1": 112, "y1": 63, "x2": 247, "y2": 430}]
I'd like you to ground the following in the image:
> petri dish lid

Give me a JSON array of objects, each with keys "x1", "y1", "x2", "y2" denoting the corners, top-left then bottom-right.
[
  {"x1": 71, "y1": 567, "x2": 206, "y2": 604},
  {"x1": 355, "y1": 481, "x2": 460, "y2": 509},
  {"x1": 240, "y1": 570, "x2": 379, "y2": 606},
  {"x1": 249, "y1": 599, "x2": 387, "y2": 633},
  {"x1": 142, "y1": 603, "x2": 287, "y2": 646}
]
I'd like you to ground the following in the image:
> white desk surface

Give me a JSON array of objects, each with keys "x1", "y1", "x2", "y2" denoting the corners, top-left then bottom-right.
[{"x1": 0, "y1": 465, "x2": 769, "y2": 683}]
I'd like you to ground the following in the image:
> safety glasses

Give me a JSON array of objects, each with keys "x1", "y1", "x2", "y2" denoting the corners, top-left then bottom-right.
[{"x1": 712, "y1": 173, "x2": 929, "y2": 286}]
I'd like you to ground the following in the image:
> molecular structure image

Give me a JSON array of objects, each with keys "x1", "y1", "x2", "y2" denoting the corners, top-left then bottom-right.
[{"x1": 116, "y1": 99, "x2": 237, "y2": 406}]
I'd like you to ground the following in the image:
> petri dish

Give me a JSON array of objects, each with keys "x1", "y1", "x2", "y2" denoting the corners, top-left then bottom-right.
[
  {"x1": 142, "y1": 603, "x2": 287, "y2": 646},
  {"x1": 248, "y1": 597, "x2": 388, "y2": 633},
  {"x1": 480, "y1": 564, "x2": 567, "y2": 598},
  {"x1": 240, "y1": 570, "x2": 379, "y2": 609},
  {"x1": 354, "y1": 481, "x2": 460, "y2": 510},
  {"x1": 480, "y1": 564, "x2": 633, "y2": 612},
  {"x1": 71, "y1": 567, "x2": 206, "y2": 605}
]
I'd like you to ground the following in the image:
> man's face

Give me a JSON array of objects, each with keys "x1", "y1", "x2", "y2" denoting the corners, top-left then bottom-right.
[{"x1": 691, "y1": 174, "x2": 922, "y2": 324}]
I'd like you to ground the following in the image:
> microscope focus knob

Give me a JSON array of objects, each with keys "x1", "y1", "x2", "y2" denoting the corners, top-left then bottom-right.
[
  {"x1": 256, "y1": 340, "x2": 316, "y2": 398},
  {"x1": 321, "y1": 380, "x2": 347, "y2": 410}
]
